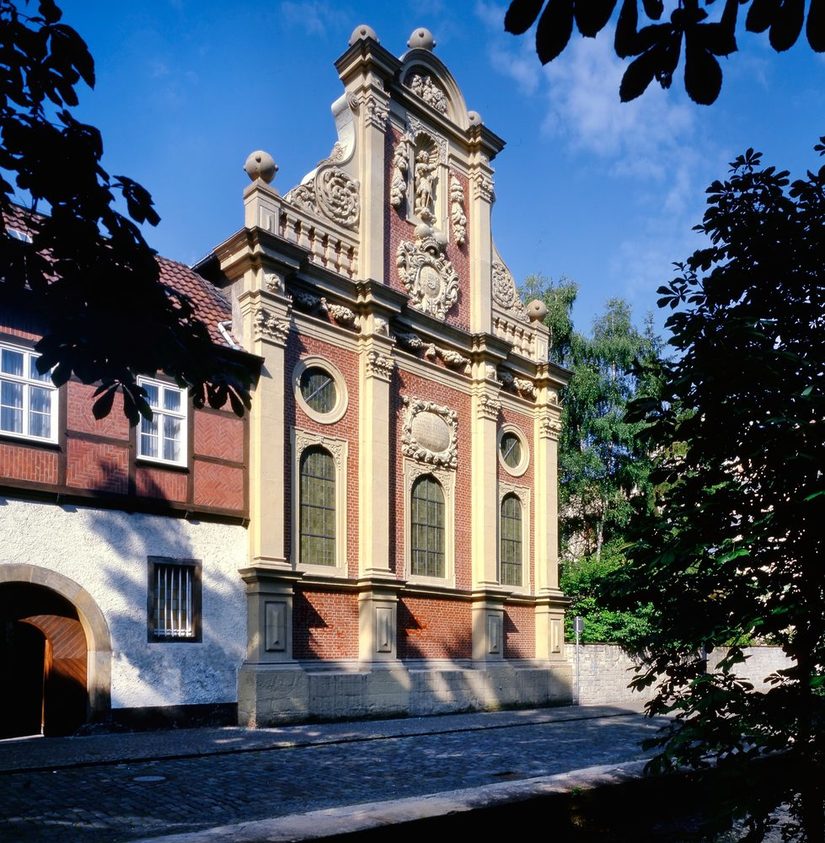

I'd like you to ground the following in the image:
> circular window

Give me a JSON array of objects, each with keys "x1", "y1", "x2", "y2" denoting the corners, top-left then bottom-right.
[
  {"x1": 498, "y1": 426, "x2": 529, "y2": 476},
  {"x1": 294, "y1": 357, "x2": 348, "y2": 424}
]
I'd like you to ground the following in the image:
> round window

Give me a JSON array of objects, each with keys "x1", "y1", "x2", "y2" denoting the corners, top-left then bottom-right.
[
  {"x1": 299, "y1": 367, "x2": 336, "y2": 414},
  {"x1": 498, "y1": 426, "x2": 529, "y2": 476},
  {"x1": 294, "y1": 357, "x2": 348, "y2": 424}
]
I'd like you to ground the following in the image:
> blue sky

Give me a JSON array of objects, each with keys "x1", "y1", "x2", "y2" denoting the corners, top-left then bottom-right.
[{"x1": 60, "y1": 1, "x2": 824, "y2": 335}]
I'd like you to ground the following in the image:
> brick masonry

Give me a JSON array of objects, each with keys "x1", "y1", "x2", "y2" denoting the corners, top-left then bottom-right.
[
  {"x1": 503, "y1": 603, "x2": 535, "y2": 660},
  {"x1": 293, "y1": 588, "x2": 359, "y2": 660},
  {"x1": 398, "y1": 595, "x2": 473, "y2": 660}
]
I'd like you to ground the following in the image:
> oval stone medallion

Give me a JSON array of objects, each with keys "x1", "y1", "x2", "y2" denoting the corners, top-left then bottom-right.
[{"x1": 411, "y1": 410, "x2": 451, "y2": 453}]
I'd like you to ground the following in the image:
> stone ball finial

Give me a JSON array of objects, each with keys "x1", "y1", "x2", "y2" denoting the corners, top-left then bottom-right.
[
  {"x1": 349, "y1": 24, "x2": 378, "y2": 45},
  {"x1": 527, "y1": 299, "x2": 548, "y2": 323},
  {"x1": 407, "y1": 27, "x2": 435, "y2": 50},
  {"x1": 468, "y1": 110, "x2": 482, "y2": 126},
  {"x1": 244, "y1": 150, "x2": 277, "y2": 183}
]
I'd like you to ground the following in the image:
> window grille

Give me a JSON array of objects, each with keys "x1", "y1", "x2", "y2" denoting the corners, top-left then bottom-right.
[
  {"x1": 147, "y1": 558, "x2": 201, "y2": 641},
  {"x1": 411, "y1": 474, "x2": 445, "y2": 578},
  {"x1": 500, "y1": 493, "x2": 523, "y2": 587}
]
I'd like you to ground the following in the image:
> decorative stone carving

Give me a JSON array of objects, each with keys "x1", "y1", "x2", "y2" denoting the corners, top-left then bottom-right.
[
  {"x1": 450, "y1": 175, "x2": 466, "y2": 246},
  {"x1": 497, "y1": 368, "x2": 514, "y2": 388},
  {"x1": 348, "y1": 89, "x2": 389, "y2": 129},
  {"x1": 373, "y1": 317, "x2": 389, "y2": 337},
  {"x1": 285, "y1": 160, "x2": 360, "y2": 230},
  {"x1": 253, "y1": 307, "x2": 290, "y2": 345},
  {"x1": 405, "y1": 71, "x2": 448, "y2": 115},
  {"x1": 390, "y1": 133, "x2": 413, "y2": 209},
  {"x1": 407, "y1": 117, "x2": 447, "y2": 163},
  {"x1": 540, "y1": 414, "x2": 563, "y2": 440},
  {"x1": 492, "y1": 261, "x2": 527, "y2": 322},
  {"x1": 513, "y1": 377, "x2": 536, "y2": 399},
  {"x1": 437, "y1": 346, "x2": 470, "y2": 373},
  {"x1": 470, "y1": 170, "x2": 494, "y2": 203},
  {"x1": 263, "y1": 272, "x2": 285, "y2": 295},
  {"x1": 396, "y1": 225, "x2": 459, "y2": 320},
  {"x1": 395, "y1": 330, "x2": 424, "y2": 351},
  {"x1": 293, "y1": 290, "x2": 323, "y2": 313},
  {"x1": 402, "y1": 397, "x2": 458, "y2": 469},
  {"x1": 323, "y1": 300, "x2": 358, "y2": 329},
  {"x1": 414, "y1": 148, "x2": 438, "y2": 223},
  {"x1": 477, "y1": 394, "x2": 501, "y2": 421},
  {"x1": 365, "y1": 350, "x2": 394, "y2": 381},
  {"x1": 294, "y1": 428, "x2": 347, "y2": 470}
]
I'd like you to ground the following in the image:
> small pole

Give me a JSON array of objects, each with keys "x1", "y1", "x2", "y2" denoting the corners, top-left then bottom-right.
[{"x1": 574, "y1": 615, "x2": 584, "y2": 705}]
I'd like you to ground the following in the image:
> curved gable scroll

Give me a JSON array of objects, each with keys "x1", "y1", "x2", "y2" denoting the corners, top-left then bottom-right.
[{"x1": 399, "y1": 50, "x2": 470, "y2": 129}]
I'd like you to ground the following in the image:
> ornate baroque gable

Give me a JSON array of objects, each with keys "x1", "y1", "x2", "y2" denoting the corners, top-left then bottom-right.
[{"x1": 396, "y1": 224, "x2": 459, "y2": 320}]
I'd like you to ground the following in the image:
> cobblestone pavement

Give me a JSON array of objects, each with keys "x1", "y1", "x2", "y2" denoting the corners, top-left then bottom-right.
[{"x1": 0, "y1": 704, "x2": 665, "y2": 842}]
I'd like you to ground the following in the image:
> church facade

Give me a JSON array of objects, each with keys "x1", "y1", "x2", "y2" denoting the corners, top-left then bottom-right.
[{"x1": 0, "y1": 25, "x2": 571, "y2": 735}]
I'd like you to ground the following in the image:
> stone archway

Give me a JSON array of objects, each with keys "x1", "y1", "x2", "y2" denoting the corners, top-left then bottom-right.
[{"x1": 0, "y1": 565, "x2": 111, "y2": 736}]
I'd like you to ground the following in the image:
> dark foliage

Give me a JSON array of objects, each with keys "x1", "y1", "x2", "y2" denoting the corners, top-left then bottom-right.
[
  {"x1": 0, "y1": 0, "x2": 257, "y2": 422},
  {"x1": 505, "y1": 0, "x2": 825, "y2": 104},
  {"x1": 604, "y1": 139, "x2": 825, "y2": 838}
]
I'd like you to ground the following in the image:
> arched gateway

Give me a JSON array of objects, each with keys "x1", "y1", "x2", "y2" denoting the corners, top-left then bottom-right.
[{"x1": 0, "y1": 565, "x2": 111, "y2": 738}]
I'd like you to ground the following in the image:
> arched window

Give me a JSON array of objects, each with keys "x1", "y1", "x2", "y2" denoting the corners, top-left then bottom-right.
[
  {"x1": 410, "y1": 474, "x2": 445, "y2": 578},
  {"x1": 500, "y1": 493, "x2": 523, "y2": 587},
  {"x1": 299, "y1": 446, "x2": 336, "y2": 567}
]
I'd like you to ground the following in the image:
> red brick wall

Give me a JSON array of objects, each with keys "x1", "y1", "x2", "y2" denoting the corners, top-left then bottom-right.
[
  {"x1": 66, "y1": 382, "x2": 129, "y2": 439},
  {"x1": 285, "y1": 332, "x2": 359, "y2": 575},
  {"x1": 135, "y1": 465, "x2": 187, "y2": 502},
  {"x1": 66, "y1": 439, "x2": 128, "y2": 495},
  {"x1": 393, "y1": 370, "x2": 472, "y2": 587},
  {"x1": 0, "y1": 441, "x2": 58, "y2": 484},
  {"x1": 194, "y1": 412, "x2": 244, "y2": 463},
  {"x1": 193, "y1": 461, "x2": 243, "y2": 509},
  {"x1": 292, "y1": 589, "x2": 359, "y2": 660},
  {"x1": 504, "y1": 604, "x2": 535, "y2": 659},
  {"x1": 498, "y1": 406, "x2": 535, "y2": 592},
  {"x1": 398, "y1": 595, "x2": 472, "y2": 660}
]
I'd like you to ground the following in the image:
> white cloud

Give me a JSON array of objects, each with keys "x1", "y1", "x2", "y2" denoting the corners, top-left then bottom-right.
[{"x1": 280, "y1": 1, "x2": 348, "y2": 37}]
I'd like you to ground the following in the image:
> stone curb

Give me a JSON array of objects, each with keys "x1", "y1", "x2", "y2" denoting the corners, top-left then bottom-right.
[{"x1": 133, "y1": 759, "x2": 649, "y2": 843}]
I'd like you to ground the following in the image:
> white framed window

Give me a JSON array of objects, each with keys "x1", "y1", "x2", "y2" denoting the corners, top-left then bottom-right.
[
  {"x1": 147, "y1": 557, "x2": 201, "y2": 642},
  {"x1": 291, "y1": 428, "x2": 348, "y2": 578},
  {"x1": 0, "y1": 341, "x2": 57, "y2": 443},
  {"x1": 293, "y1": 356, "x2": 348, "y2": 425},
  {"x1": 404, "y1": 460, "x2": 455, "y2": 588},
  {"x1": 497, "y1": 424, "x2": 529, "y2": 477},
  {"x1": 137, "y1": 377, "x2": 187, "y2": 466},
  {"x1": 498, "y1": 481, "x2": 531, "y2": 594}
]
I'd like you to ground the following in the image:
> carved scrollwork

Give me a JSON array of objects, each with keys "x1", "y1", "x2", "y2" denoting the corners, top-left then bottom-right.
[
  {"x1": 348, "y1": 89, "x2": 389, "y2": 129},
  {"x1": 253, "y1": 306, "x2": 290, "y2": 345},
  {"x1": 365, "y1": 350, "x2": 394, "y2": 381},
  {"x1": 450, "y1": 175, "x2": 467, "y2": 246},
  {"x1": 294, "y1": 428, "x2": 347, "y2": 470},
  {"x1": 492, "y1": 260, "x2": 527, "y2": 322},
  {"x1": 401, "y1": 396, "x2": 458, "y2": 469},
  {"x1": 396, "y1": 225, "x2": 459, "y2": 320},
  {"x1": 285, "y1": 160, "x2": 360, "y2": 230},
  {"x1": 405, "y1": 71, "x2": 448, "y2": 115}
]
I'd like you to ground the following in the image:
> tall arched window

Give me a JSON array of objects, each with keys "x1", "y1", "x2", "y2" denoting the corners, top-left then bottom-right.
[
  {"x1": 411, "y1": 474, "x2": 445, "y2": 578},
  {"x1": 500, "y1": 493, "x2": 523, "y2": 587},
  {"x1": 299, "y1": 446, "x2": 336, "y2": 567}
]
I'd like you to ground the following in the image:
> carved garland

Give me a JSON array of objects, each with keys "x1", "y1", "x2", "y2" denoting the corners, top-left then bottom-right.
[
  {"x1": 450, "y1": 175, "x2": 467, "y2": 246},
  {"x1": 291, "y1": 290, "x2": 358, "y2": 331},
  {"x1": 401, "y1": 396, "x2": 458, "y2": 469},
  {"x1": 396, "y1": 226, "x2": 459, "y2": 320}
]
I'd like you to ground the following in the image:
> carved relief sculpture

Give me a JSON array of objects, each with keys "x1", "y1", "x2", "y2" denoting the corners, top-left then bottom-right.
[
  {"x1": 253, "y1": 306, "x2": 290, "y2": 345},
  {"x1": 414, "y1": 148, "x2": 438, "y2": 224},
  {"x1": 492, "y1": 260, "x2": 528, "y2": 322},
  {"x1": 449, "y1": 175, "x2": 466, "y2": 246},
  {"x1": 396, "y1": 225, "x2": 459, "y2": 320},
  {"x1": 401, "y1": 397, "x2": 458, "y2": 469},
  {"x1": 390, "y1": 133, "x2": 413, "y2": 209},
  {"x1": 405, "y1": 71, "x2": 449, "y2": 115},
  {"x1": 285, "y1": 159, "x2": 360, "y2": 230}
]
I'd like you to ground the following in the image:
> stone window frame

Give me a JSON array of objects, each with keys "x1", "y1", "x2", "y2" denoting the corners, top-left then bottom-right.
[
  {"x1": 497, "y1": 423, "x2": 530, "y2": 478},
  {"x1": 498, "y1": 480, "x2": 531, "y2": 595},
  {"x1": 403, "y1": 459, "x2": 455, "y2": 589},
  {"x1": 0, "y1": 340, "x2": 58, "y2": 444},
  {"x1": 147, "y1": 556, "x2": 202, "y2": 643},
  {"x1": 293, "y1": 355, "x2": 348, "y2": 425},
  {"x1": 136, "y1": 376, "x2": 188, "y2": 468},
  {"x1": 291, "y1": 428, "x2": 348, "y2": 579}
]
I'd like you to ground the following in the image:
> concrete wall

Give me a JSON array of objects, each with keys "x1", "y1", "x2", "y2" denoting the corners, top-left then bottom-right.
[
  {"x1": 1, "y1": 497, "x2": 247, "y2": 709},
  {"x1": 566, "y1": 643, "x2": 792, "y2": 707}
]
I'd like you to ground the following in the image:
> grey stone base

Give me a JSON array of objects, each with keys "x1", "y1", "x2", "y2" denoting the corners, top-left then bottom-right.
[{"x1": 237, "y1": 660, "x2": 573, "y2": 726}]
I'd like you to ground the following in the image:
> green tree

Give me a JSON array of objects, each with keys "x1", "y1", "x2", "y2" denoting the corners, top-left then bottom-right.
[
  {"x1": 606, "y1": 140, "x2": 825, "y2": 839},
  {"x1": 504, "y1": 0, "x2": 825, "y2": 105},
  {"x1": 0, "y1": 0, "x2": 256, "y2": 421}
]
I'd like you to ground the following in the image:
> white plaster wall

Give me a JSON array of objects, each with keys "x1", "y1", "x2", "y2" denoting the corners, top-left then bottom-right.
[{"x1": 0, "y1": 497, "x2": 248, "y2": 709}]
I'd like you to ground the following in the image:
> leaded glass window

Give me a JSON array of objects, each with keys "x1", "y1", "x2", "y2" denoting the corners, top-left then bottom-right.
[
  {"x1": 500, "y1": 431, "x2": 522, "y2": 470},
  {"x1": 411, "y1": 474, "x2": 445, "y2": 578},
  {"x1": 299, "y1": 367, "x2": 336, "y2": 415},
  {"x1": 300, "y1": 446, "x2": 336, "y2": 566},
  {"x1": 500, "y1": 493, "x2": 523, "y2": 587}
]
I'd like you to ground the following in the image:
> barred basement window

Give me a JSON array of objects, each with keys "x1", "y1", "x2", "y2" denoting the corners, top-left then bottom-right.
[
  {"x1": 0, "y1": 342, "x2": 57, "y2": 443},
  {"x1": 410, "y1": 474, "x2": 445, "y2": 578},
  {"x1": 147, "y1": 557, "x2": 201, "y2": 642},
  {"x1": 500, "y1": 493, "x2": 523, "y2": 587},
  {"x1": 299, "y1": 446, "x2": 336, "y2": 567}
]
